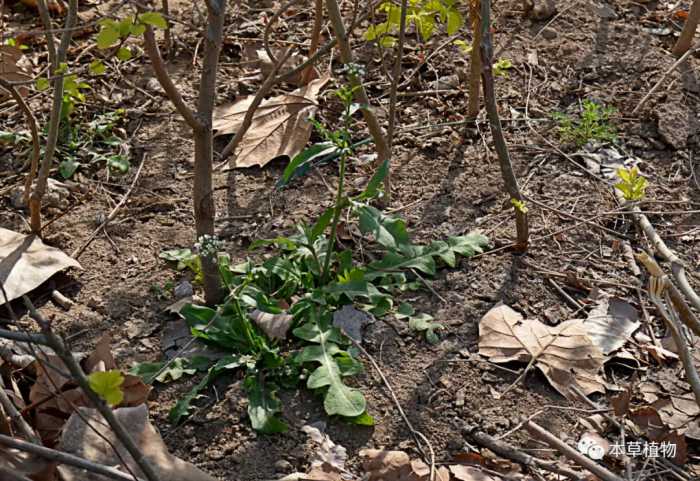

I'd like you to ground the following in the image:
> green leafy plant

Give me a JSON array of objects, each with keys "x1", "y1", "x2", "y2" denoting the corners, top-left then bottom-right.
[
  {"x1": 138, "y1": 79, "x2": 488, "y2": 434},
  {"x1": 554, "y1": 99, "x2": 617, "y2": 147},
  {"x1": 365, "y1": 0, "x2": 463, "y2": 47},
  {"x1": 493, "y1": 58, "x2": 513, "y2": 77},
  {"x1": 614, "y1": 167, "x2": 648, "y2": 201}
]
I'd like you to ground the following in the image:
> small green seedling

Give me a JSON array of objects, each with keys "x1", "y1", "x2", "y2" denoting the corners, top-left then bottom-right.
[
  {"x1": 365, "y1": 0, "x2": 463, "y2": 47},
  {"x1": 87, "y1": 370, "x2": 125, "y2": 407},
  {"x1": 493, "y1": 58, "x2": 513, "y2": 77},
  {"x1": 614, "y1": 167, "x2": 647, "y2": 201},
  {"x1": 510, "y1": 198, "x2": 528, "y2": 213},
  {"x1": 554, "y1": 100, "x2": 617, "y2": 147}
]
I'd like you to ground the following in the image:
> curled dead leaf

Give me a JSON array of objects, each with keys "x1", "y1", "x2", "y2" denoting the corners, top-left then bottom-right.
[
  {"x1": 58, "y1": 405, "x2": 217, "y2": 481},
  {"x1": 478, "y1": 304, "x2": 606, "y2": 399},
  {"x1": 213, "y1": 76, "x2": 330, "y2": 168},
  {"x1": 449, "y1": 465, "x2": 502, "y2": 481},
  {"x1": 0, "y1": 228, "x2": 81, "y2": 305},
  {"x1": 0, "y1": 46, "x2": 31, "y2": 100},
  {"x1": 583, "y1": 296, "x2": 639, "y2": 355},
  {"x1": 250, "y1": 309, "x2": 294, "y2": 341}
]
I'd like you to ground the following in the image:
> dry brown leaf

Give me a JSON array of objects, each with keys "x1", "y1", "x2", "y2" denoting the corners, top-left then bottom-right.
[
  {"x1": 629, "y1": 406, "x2": 688, "y2": 464},
  {"x1": 583, "y1": 296, "x2": 639, "y2": 355},
  {"x1": 29, "y1": 336, "x2": 150, "y2": 445},
  {"x1": 0, "y1": 445, "x2": 56, "y2": 481},
  {"x1": 0, "y1": 46, "x2": 31, "y2": 101},
  {"x1": 449, "y1": 465, "x2": 502, "y2": 481},
  {"x1": 257, "y1": 49, "x2": 319, "y2": 86},
  {"x1": 359, "y1": 449, "x2": 447, "y2": 481},
  {"x1": 250, "y1": 309, "x2": 294, "y2": 341},
  {"x1": 610, "y1": 388, "x2": 631, "y2": 416},
  {"x1": 360, "y1": 449, "x2": 412, "y2": 481},
  {"x1": 478, "y1": 304, "x2": 606, "y2": 399},
  {"x1": 301, "y1": 424, "x2": 348, "y2": 473},
  {"x1": 213, "y1": 76, "x2": 330, "y2": 168},
  {"x1": 58, "y1": 405, "x2": 217, "y2": 481},
  {"x1": 0, "y1": 228, "x2": 81, "y2": 304},
  {"x1": 19, "y1": 0, "x2": 65, "y2": 15}
]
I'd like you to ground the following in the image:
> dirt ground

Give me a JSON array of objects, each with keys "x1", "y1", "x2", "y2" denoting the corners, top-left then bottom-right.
[{"x1": 2, "y1": 0, "x2": 700, "y2": 479}]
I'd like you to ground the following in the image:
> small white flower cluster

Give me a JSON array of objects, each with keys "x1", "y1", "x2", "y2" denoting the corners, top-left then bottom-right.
[
  {"x1": 343, "y1": 62, "x2": 366, "y2": 78},
  {"x1": 194, "y1": 234, "x2": 222, "y2": 259}
]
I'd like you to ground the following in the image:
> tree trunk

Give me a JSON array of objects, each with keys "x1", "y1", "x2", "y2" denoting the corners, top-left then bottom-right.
[
  {"x1": 195, "y1": 0, "x2": 227, "y2": 305},
  {"x1": 480, "y1": 0, "x2": 529, "y2": 250},
  {"x1": 673, "y1": 0, "x2": 700, "y2": 57}
]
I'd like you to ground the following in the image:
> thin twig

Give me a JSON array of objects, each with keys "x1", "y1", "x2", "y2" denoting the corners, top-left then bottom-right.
[
  {"x1": 480, "y1": 0, "x2": 528, "y2": 249},
  {"x1": 0, "y1": 378, "x2": 40, "y2": 443},
  {"x1": 637, "y1": 252, "x2": 700, "y2": 406},
  {"x1": 303, "y1": 0, "x2": 324, "y2": 84},
  {"x1": 263, "y1": 0, "x2": 299, "y2": 65},
  {"x1": 220, "y1": 48, "x2": 294, "y2": 162},
  {"x1": 30, "y1": 0, "x2": 78, "y2": 234},
  {"x1": 526, "y1": 421, "x2": 626, "y2": 481},
  {"x1": 142, "y1": 21, "x2": 199, "y2": 129},
  {"x1": 632, "y1": 43, "x2": 698, "y2": 115},
  {"x1": 23, "y1": 298, "x2": 162, "y2": 481},
  {"x1": 343, "y1": 331, "x2": 436, "y2": 481},
  {"x1": 0, "y1": 433, "x2": 146, "y2": 481},
  {"x1": 71, "y1": 152, "x2": 146, "y2": 259},
  {"x1": 325, "y1": 0, "x2": 391, "y2": 191},
  {"x1": 384, "y1": 0, "x2": 407, "y2": 202},
  {"x1": 469, "y1": 430, "x2": 585, "y2": 480}
]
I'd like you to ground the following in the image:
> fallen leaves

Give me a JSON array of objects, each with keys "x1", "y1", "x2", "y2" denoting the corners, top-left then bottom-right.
[
  {"x1": 249, "y1": 309, "x2": 294, "y2": 341},
  {"x1": 213, "y1": 76, "x2": 330, "y2": 168},
  {"x1": 478, "y1": 303, "x2": 606, "y2": 398},
  {"x1": 0, "y1": 228, "x2": 81, "y2": 304},
  {"x1": 58, "y1": 404, "x2": 217, "y2": 481},
  {"x1": 583, "y1": 296, "x2": 640, "y2": 355},
  {"x1": 361, "y1": 449, "x2": 450, "y2": 481},
  {"x1": 278, "y1": 426, "x2": 511, "y2": 481},
  {"x1": 0, "y1": 45, "x2": 31, "y2": 100},
  {"x1": 29, "y1": 336, "x2": 150, "y2": 445}
]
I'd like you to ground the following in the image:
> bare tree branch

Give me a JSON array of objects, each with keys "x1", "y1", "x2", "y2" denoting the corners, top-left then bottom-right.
[
  {"x1": 142, "y1": 25, "x2": 200, "y2": 129},
  {"x1": 22, "y1": 298, "x2": 162, "y2": 481},
  {"x1": 30, "y1": 0, "x2": 79, "y2": 235},
  {"x1": 0, "y1": 433, "x2": 146, "y2": 481}
]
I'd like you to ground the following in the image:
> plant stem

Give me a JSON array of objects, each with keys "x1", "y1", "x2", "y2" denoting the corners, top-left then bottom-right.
[
  {"x1": 162, "y1": 0, "x2": 172, "y2": 57},
  {"x1": 322, "y1": 154, "x2": 346, "y2": 283},
  {"x1": 303, "y1": 0, "x2": 324, "y2": 84},
  {"x1": 143, "y1": 1, "x2": 227, "y2": 304},
  {"x1": 30, "y1": 0, "x2": 78, "y2": 235},
  {"x1": 479, "y1": 0, "x2": 529, "y2": 250},
  {"x1": 385, "y1": 0, "x2": 408, "y2": 199},
  {"x1": 467, "y1": 0, "x2": 482, "y2": 119},
  {"x1": 324, "y1": 0, "x2": 391, "y2": 200}
]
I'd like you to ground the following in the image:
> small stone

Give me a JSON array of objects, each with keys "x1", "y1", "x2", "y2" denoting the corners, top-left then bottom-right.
[
  {"x1": 207, "y1": 449, "x2": 224, "y2": 461},
  {"x1": 540, "y1": 27, "x2": 558, "y2": 40},
  {"x1": 174, "y1": 280, "x2": 194, "y2": 299},
  {"x1": 274, "y1": 460, "x2": 293, "y2": 473},
  {"x1": 481, "y1": 372, "x2": 500, "y2": 383}
]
